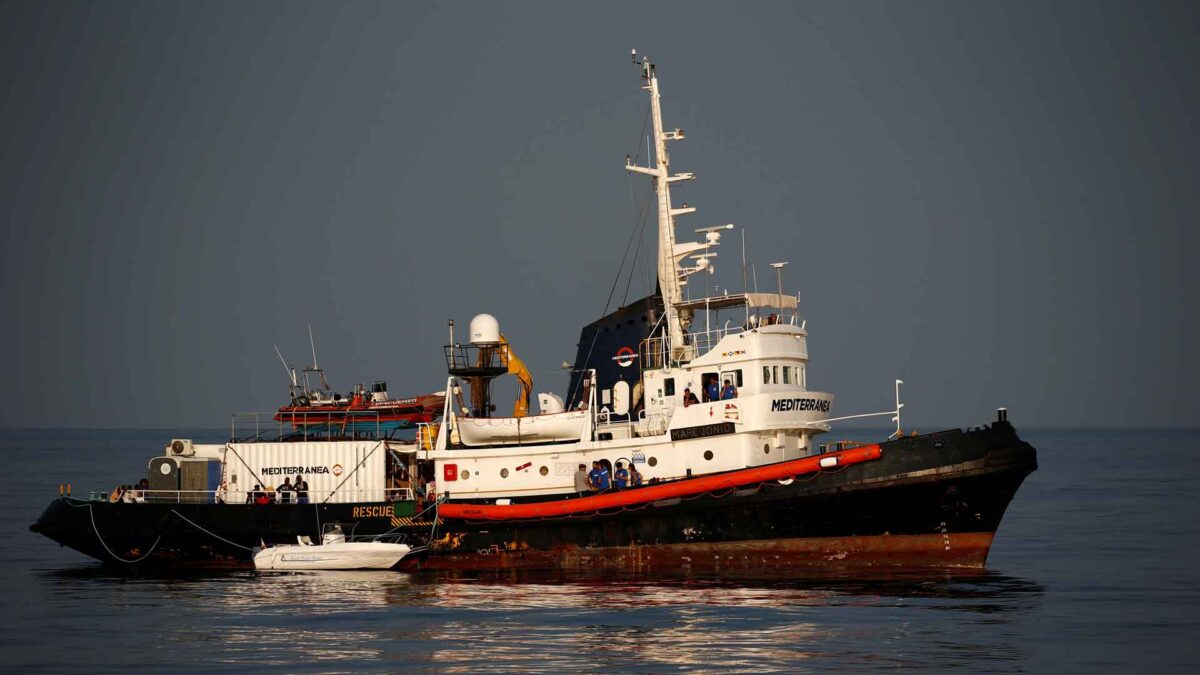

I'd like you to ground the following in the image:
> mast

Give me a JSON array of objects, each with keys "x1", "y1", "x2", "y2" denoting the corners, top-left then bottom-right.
[{"x1": 626, "y1": 50, "x2": 696, "y2": 360}]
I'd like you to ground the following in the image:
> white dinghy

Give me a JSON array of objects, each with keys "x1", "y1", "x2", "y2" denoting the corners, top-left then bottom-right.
[{"x1": 254, "y1": 525, "x2": 411, "y2": 571}]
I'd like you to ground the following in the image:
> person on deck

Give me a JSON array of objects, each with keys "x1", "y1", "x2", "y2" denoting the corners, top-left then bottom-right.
[
  {"x1": 721, "y1": 378, "x2": 738, "y2": 400},
  {"x1": 629, "y1": 463, "x2": 643, "y2": 488},
  {"x1": 294, "y1": 476, "x2": 309, "y2": 504},
  {"x1": 683, "y1": 388, "x2": 699, "y2": 407},
  {"x1": 587, "y1": 461, "x2": 610, "y2": 492},
  {"x1": 704, "y1": 377, "x2": 719, "y2": 403},
  {"x1": 614, "y1": 462, "x2": 630, "y2": 489},
  {"x1": 574, "y1": 463, "x2": 590, "y2": 496},
  {"x1": 255, "y1": 485, "x2": 272, "y2": 505},
  {"x1": 277, "y1": 477, "x2": 294, "y2": 504}
]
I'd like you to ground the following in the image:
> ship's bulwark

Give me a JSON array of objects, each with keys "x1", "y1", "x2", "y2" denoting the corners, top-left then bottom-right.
[{"x1": 30, "y1": 422, "x2": 1035, "y2": 573}]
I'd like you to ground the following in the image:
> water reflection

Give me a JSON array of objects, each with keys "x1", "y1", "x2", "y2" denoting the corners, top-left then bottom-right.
[{"x1": 37, "y1": 566, "x2": 1043, "y2": 672}]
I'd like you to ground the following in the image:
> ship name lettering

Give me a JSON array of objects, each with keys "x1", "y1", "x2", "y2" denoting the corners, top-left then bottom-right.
[
  {"x1": 670, "y1": 422, "x2": 736, "y2": 441},
  {"x1": 260, "y1": 466, "x2": 330, "y2": 476},
  {"x1": 771, "y1": 398, "x2": 831, "y2": 413}
]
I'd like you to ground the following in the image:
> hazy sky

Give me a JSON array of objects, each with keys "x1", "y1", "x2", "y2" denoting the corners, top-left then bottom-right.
[{"x1": 2, "y1": 1, "x2": 1196, "y2": 429}]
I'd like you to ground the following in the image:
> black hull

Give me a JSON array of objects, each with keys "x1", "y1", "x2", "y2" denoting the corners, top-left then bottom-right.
[{"x1": 30, "y1": 422, "x2": 1036, "y2": 572}]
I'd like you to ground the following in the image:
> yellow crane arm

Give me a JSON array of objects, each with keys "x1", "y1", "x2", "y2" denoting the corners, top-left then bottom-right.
[{"x1": 499, "y1": 333, "x2": 532, "y2": 418}]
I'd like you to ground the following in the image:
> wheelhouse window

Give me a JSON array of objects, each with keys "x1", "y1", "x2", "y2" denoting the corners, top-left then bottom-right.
[
  {"x1": 763, "y1": 366, "x2": 770, "y2": 384},
  {"x1": 783, "y1": 366, "x2": 791, "y2": 385}
]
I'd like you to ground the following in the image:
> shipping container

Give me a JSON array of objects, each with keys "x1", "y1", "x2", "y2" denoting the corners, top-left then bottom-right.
[{"x1": 221, "y1": 440, "x2": 387, "y2": 504}]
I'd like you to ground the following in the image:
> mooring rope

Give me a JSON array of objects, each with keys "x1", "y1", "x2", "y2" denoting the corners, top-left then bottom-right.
[
  {"x1": 82, "y1": 501, "x2": 164, "y2": 564},
  {"x1": 169, "y1": 509, "x2": 254, "y2": 551}
]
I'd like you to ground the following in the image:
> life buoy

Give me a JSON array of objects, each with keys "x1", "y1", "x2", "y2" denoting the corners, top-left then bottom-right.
[{"x1": 615, "y1": 346, "x2": 636, "y2": 368}]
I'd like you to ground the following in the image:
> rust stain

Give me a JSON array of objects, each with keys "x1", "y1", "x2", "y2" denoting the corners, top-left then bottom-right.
[{"x1": 404, "y1": 533, "x2": 995, "y2": 572}]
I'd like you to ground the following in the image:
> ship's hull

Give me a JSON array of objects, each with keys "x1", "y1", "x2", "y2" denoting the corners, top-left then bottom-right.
[{"x1": 30, "y1": 422, "x2": 1035, "y2": 573}]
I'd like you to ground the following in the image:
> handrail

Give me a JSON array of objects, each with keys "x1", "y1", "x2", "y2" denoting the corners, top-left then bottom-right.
[
  {"x1": 82, "y1": 487, "x2": 430, "y2": 505},
  {"x1": 230, "y1": 410, "x2": 388, "y2": 443}
]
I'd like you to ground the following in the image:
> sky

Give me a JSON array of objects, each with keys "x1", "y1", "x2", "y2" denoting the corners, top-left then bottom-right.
[{"x1": 1, "y1": 1, "x2": 1197, "y2": 429}]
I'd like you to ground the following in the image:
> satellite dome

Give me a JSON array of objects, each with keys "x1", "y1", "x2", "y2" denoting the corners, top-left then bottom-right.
[{"x1": 469, "y1": 314, "x2": 501, "y2": 345}]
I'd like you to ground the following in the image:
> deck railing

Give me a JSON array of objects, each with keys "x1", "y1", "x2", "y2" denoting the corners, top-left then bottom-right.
[
  {"x1": 84, "y1": 487, "x2": 425, "y2": 505},
  {"x1": 229, "y1": 410, "x2": 387, "y2": 443}
]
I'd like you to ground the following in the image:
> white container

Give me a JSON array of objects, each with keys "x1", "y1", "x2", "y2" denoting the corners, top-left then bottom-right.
[{"x1": 222, "y1": 440, "x2": 386, "y2": 504}]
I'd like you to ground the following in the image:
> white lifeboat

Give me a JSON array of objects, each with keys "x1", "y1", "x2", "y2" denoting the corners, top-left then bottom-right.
[{"x1": 455, "y1": 409, "x2": 588, "y2": 446}]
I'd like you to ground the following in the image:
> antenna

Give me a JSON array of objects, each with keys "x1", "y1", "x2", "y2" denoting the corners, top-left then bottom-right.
[
  {"x1": 741, "y1": 228, "x2": 749, "y2": 326},
  {"x1": 307, "y1": 324, "x2": 319, "y2": 370},
  {"x1": 770, "y1": 261, "x2": 788, "y2": 316},
  {"x1": 274, "y1": 345, "x2": 297, "y2": 386}
]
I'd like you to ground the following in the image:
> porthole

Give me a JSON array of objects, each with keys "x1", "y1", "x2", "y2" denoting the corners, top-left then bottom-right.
[
  {"x1": 500, "y1": 468, "x2": 509, "y2": 478},
  {"x1": 648, "y1": 457, "x2": 658, "y2": 467},
  {"x1": 539, "y1": 466, "x2": 549, "y2": 476},
  {"x1": 461, "y1": 470, "x2": 470, "y2": 480},
  {"x1": 763, "y1": 444, "x2": 771, "y2": 454},
  {"x1": 703, "y1": 450, "x2": 714, "y2": 461}
]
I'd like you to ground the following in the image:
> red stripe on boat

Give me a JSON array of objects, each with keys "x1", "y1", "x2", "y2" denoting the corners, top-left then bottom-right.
[{"x1": 439, "y1": 444, "x2": 883, "y2": 521}]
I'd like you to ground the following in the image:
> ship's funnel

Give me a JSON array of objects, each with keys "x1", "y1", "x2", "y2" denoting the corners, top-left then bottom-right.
[{"x1": 469, "y1": 314, "x2": 501, "y2": 345}]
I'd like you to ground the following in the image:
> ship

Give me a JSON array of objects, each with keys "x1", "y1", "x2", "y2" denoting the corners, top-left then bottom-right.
[{"x1": 30, "y1": 52, "x2": 1037, "y2": 573}]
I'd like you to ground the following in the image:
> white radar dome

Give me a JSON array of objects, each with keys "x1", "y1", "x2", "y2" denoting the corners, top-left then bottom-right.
[{"x1": 469, "y1": 314, "x2": 501, "y2": 345}]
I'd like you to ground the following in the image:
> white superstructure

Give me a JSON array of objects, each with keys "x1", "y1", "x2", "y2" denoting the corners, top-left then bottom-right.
[{"x1": 426, "y1": 52, "x2": 841, "y2": 500}]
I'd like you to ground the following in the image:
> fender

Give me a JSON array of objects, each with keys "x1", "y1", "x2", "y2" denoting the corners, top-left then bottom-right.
[{"x1": 439, "y1": 445, "x2": 882, "y2": 521}]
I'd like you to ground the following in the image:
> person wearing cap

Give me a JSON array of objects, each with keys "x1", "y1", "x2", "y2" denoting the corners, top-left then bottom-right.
[{"x1": 574, "y1": 463, "x2": 590, "y2": 496}]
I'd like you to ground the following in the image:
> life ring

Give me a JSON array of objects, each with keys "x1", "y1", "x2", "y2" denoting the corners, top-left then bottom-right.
[{"x1": 615, "y1": 346, "x2": 636, "y2": 368}]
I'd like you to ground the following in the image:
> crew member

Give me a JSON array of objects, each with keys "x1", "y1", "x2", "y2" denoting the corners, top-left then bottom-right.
[
  {"x1": 614, "y1": 462, "x2": 629, "y2": 489},
  {"x1": 721, "y1": 378, "x2": 738, "y2": 400},
  {"x1": 574, "y1": 463, "x2": 589, "y2": 496},
  {"x1": 277, "y1": 477, "x2": 295, "y2": 504},
  {"x1": 587, "y1": 461, "x2": 610, "y2": 492},
  {"x1": 295, "y1": 477, "x2": 309, "y2": 505}
]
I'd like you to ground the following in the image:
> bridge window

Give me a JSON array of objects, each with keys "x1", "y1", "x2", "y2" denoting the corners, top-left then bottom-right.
[
  {"x1": 763, "y1": 366, "x2": 770, "y2": 384},
  {"x1": 772, "y1": 365, "x2": 779, "y2": 384},
  {"x1": 783, "y1": 366, "x2": 791, "y2": 385}
]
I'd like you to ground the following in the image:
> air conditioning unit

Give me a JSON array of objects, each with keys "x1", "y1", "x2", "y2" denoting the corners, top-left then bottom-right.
[{"x1": 168, "y1": 439, "x2": 195, "y2": 457}]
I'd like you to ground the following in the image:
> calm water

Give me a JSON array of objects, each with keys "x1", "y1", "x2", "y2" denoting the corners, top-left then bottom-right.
[{"x1": 1, "y1": 428, "x2": 1196, "y2": 673}]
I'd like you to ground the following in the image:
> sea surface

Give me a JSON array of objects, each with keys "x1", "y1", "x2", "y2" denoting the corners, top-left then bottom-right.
[{"x1": 1, "y1": 427, "x2": 1196, "y2": 673}]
